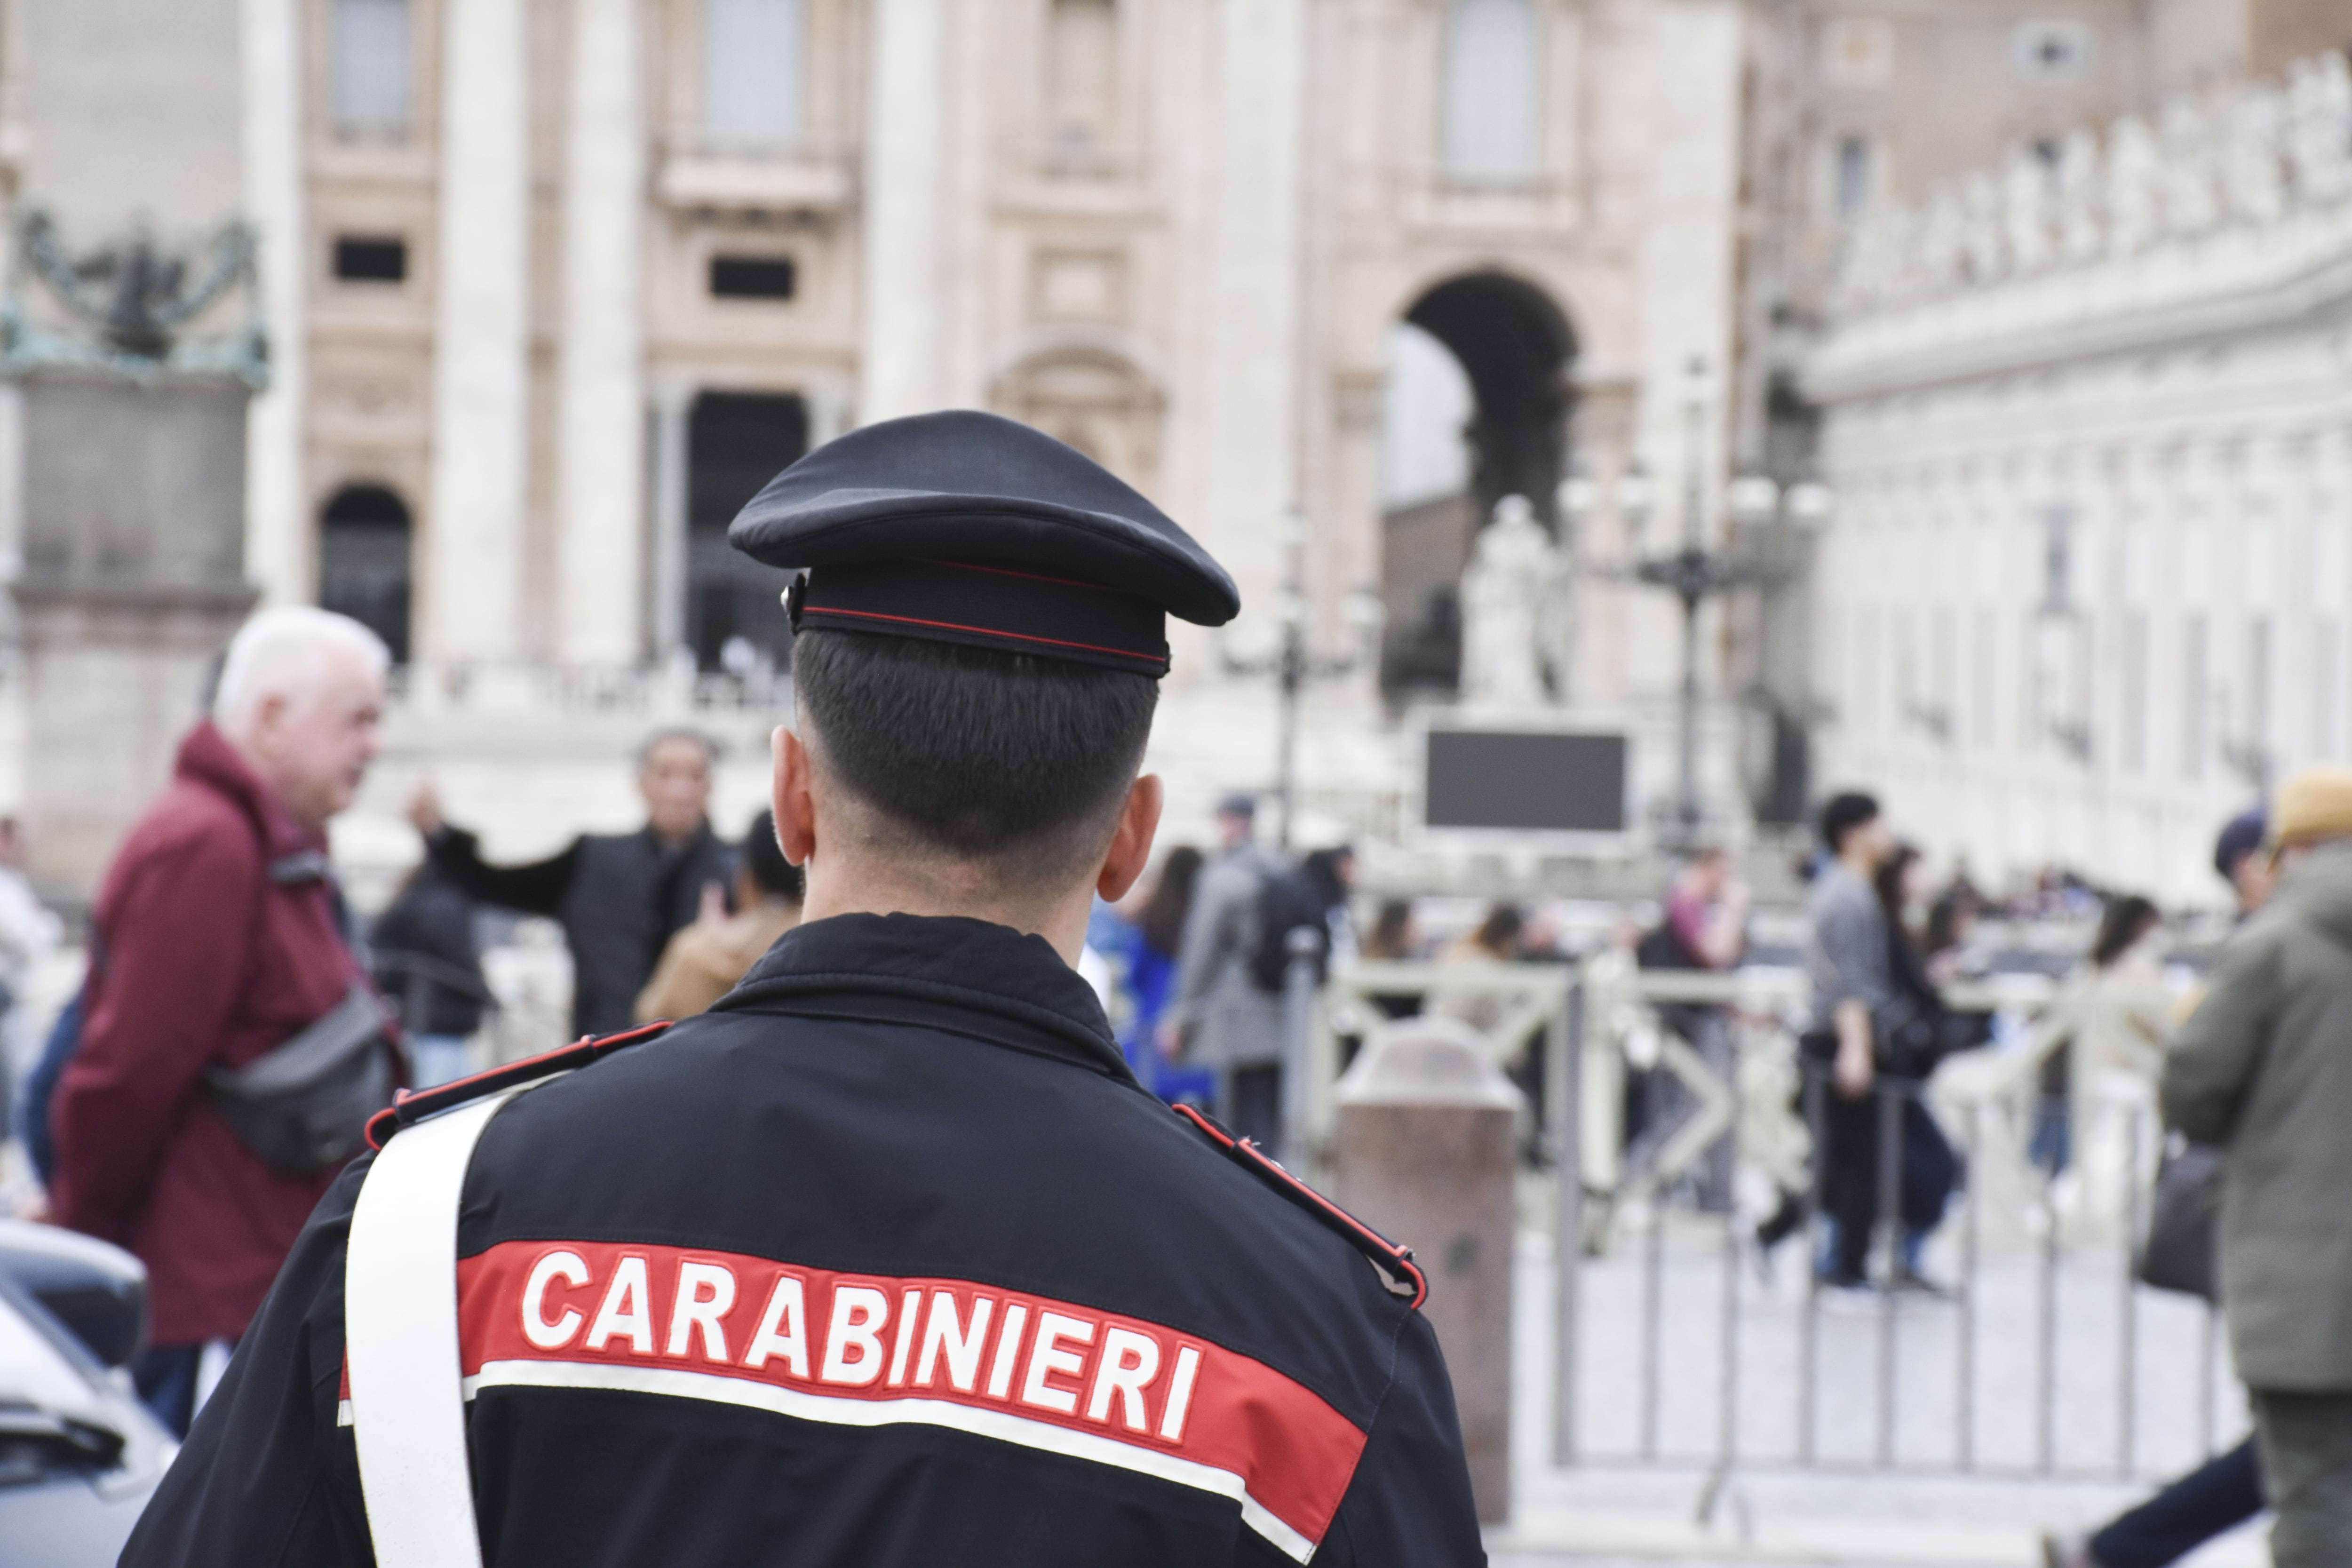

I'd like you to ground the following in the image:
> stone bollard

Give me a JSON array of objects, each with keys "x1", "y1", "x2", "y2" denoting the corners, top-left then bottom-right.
[{"x1": 1333, "y1": 1015, "x2": 1523, "y2": 1524}]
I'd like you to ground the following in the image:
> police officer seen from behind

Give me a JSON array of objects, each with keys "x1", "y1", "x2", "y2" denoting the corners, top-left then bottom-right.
[
  {"x1": 407, "y1": 727, "x2": 735, "y2": 1036},
  {"x1": 127, "y1": 410, "x2": 1485, "y2": 1568}
]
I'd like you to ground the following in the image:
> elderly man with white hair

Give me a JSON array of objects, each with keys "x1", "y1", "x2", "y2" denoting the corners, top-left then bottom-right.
[{"x1": 49, "y1": 605, "x2": 397, "y2": 1438}]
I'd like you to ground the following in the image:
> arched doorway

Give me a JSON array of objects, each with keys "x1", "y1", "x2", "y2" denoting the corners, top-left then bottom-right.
[
  {"x1": 1379, "y1": 271, "x2": 1575, "y2": 696},
  {"x1": 318, "y1": 483, "x2": 413, "y2": 662},
  {"x1": 686, "y1": 390, "x2": 809, "y2": 672}
]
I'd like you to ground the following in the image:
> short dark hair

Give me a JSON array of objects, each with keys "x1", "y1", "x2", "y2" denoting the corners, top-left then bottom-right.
[
  {"x1": 793, "y1": 629, "x2": 1157, "y2": 885},
  {"x1": 1818, "y1": 791, "x2": 1881, "y2": 853},
  {"x1": 739, "y1": 809, "x2": 801, "y2": 902}
]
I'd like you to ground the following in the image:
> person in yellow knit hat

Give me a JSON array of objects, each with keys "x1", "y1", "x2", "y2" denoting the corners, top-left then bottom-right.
[{"x1": 2162, "y1": 764, "x2": 2352, "y2": 1567}]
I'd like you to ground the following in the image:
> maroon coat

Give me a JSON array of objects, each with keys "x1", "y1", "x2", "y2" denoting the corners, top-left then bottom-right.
[{"x1": 52, "y1": 721, "x2": 369, "y2": 1346}]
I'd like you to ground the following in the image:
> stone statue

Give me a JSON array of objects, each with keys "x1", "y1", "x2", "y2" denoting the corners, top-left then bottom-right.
[
  {"x1": 3, "y1": 207, "x2": 266, "y2": 384},
  {"x1": 2002, "y1": 149, "x2": 2054, "y2": 274},
  {"x1": 1958, "y1": 170, "x2": 2005, "y2": 282},
  {"x1": 2056, "y1": 130, "x2": 2105, "y2": 263},
  {"x1": 1459, "y1": 494, "x2": 1555, "y2": 708},
  {"x1": 2159, "y1": 97, "x2": 2220, "y2": 238},
  {"x1": 2105, "y1": 116, "x2": 2162, "y2": 258},
  {"x1": 2287, "y1": 54, "x2": 2352, "y2": 207},
  {"x1": 2222, "y1": 82, "x2": 2286, "y2": 226}
]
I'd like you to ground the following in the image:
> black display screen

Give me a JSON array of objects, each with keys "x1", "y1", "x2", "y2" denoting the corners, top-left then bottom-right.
[{"x1": 1423, "y1": 729, "x2": 1628, "y2": 834}]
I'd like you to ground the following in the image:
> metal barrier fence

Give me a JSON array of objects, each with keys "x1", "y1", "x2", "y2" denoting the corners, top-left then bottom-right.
[{"x1": 1307, "y1": 958, "x2": 2241, "y2": 1492}]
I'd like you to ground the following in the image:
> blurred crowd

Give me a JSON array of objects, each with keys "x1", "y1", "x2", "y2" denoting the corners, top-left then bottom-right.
[{"x1": 7, "y1": 596, "x2": 2352, "y2": 1566}]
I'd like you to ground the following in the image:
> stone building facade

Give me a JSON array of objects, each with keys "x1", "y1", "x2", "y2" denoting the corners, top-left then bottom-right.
[
  {"x1": 1805, "y1": 50, "x2": 2352, "y2": 904},
  {"x1": 245, "y1": 0, "x2": 1760, "y2": 846}
]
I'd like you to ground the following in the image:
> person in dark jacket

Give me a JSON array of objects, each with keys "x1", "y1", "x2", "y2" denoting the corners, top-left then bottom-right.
[
  {"x1": 49, "y1": 607, "x2": 393, "y2": 1437},
  {"x1": 407, "y1": 729, "x2": 736, "y2": 1036},
  {"x1": 368, "y1": 863, "x2": 490, "y2": 1087}
]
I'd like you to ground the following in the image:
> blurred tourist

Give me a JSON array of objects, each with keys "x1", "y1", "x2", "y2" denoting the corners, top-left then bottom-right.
[
  {"x1": 410, "y1": 727, "x2": 736, "y2": 1036},
  {"x1": 1300, "y1": 844, "x2": 1358, "y2": 972},
  {"x1": 1359, "y1": 899, "x2": 1423, "y2": 1022},
  {"x1": 2214, "y1": 804, "x2": 2274, "y2": 918},
  {"x1": 2164, "y1": 766, "x2": 2352, "y2": 1568},
  {"x1": 2044, "y1": 818, "x2": 2272, "y2": 1568},
  {"x1": 369, "y1": 861, "x2": 489, "y2": 1088},
  {"x1": 1167, "y1": 794, "x2": 1290, "y2": 1142},
  {"x1": 1804, "y1": 790, "x2": 1899, "y2": 1288},
  {"x1": 0, "y1": 815, "x2": 59, "y2": 1154},
  {"x1": 50, "y1": 607, "x2": 395, "y2": 1436},
  {"x1": 1922, "y1": 883, "x2": 1982, "y2": 984},
  {"x1": 1644, "y1": 845, "x2": 1749, "y2": 971},
  {"x1": 1868, "y1": 842, "x2": 1969, "y2": 1287},
  {"x1": 635, "y1": 810, "x2": 803, "y2": 1023},
  {"x1": 1106, "y1": 845, "x2": 1203, "y2": 1085},
  {"x1": 2034, "y1": 895, "x2": 2168, "y2": 1180},
  {"x1": 1432, "y1": 902, "x2": 1523, "y2": 1035}
]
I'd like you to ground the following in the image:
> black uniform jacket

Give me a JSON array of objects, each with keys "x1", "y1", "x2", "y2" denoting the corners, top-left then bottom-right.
[{"x1": 124, "y1": 914, "x2": 1485, "y2": 1567}]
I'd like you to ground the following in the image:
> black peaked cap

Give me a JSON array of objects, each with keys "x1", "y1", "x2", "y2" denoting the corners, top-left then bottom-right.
[{"x1": 728, "y1": 410, "x2": 1239, "y2": 677}]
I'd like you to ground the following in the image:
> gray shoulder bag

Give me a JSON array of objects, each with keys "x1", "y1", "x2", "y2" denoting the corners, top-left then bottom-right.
[{"x1": 206, "y1": 983, "x2": 400, "y2": 1174}]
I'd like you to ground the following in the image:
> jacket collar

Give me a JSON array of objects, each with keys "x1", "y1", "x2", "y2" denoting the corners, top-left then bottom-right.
[
  {"x1": 174, "y1": 720, "x2": 325, "y2": 861},
  {"x1": 716, "y1": 912, "x2": 1132, "y2": 1082}
]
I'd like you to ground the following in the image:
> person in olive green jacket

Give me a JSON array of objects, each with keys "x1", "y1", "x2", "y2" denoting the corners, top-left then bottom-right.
[{"x1": 2162, "y1": 766, "x2": 2352, "y2": 1568}]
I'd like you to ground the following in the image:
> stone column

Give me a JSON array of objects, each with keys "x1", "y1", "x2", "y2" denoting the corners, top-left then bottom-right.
[
  {"x1": 554, "y1": 0, "x2": 646, "y2": 667},
  {"x1": 425, "y1": 0, "x2": 531, "y2": 664},
  {"x1": 1333, "y1": 1017, "x2": 1522, "y2": 1524},
  {"x1": 645, "y1": 379, "x2": 693, "y2": 664},
  {"x1": 859, "y1": 0, "x2": 949, "y2": 421},
  {"x1": 240, "y1": 0, "x2": 308, "y2": 608},
  {"x1": 1191, "y1": 0, "x2": 1309, "y2": 630}
]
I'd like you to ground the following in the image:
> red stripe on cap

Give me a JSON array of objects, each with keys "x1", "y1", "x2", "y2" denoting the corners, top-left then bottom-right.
[
  {"x1": 802, "y1": 605, "x2": 1169, "y2": 668},
  {"x1": 910, "y1": 557, "x2": 1113, "y2": 593},
  {"x1": 453, "y1": 1239, "x2": 1364, "y2": 1552}
]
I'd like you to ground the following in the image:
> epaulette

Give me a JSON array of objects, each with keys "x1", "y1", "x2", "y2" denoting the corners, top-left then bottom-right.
[
  {"x1": 1170, "y1": 1102, "x2": 1428, "y2": 1310},
  {"x1": 364, "y1": 1021, "x2": 672, "y2": 1151}
]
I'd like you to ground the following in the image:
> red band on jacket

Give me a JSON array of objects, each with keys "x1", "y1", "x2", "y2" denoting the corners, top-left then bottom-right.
[{"x1": 434, "y1": 1238, "x2": 1364, "y2": 1558}]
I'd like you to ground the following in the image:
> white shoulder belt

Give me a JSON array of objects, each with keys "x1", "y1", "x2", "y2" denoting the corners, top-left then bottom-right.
[{"x1": 344, "y1": 1088, "x2": 522, "y2": 1568}]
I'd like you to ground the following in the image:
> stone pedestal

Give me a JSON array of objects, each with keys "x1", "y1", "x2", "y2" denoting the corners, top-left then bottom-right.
[
  {"x1": 1332, "y1": 1016, "x2": 1522, "y2": 1524},
  {"x1": 13, "y1": 373, "x2": 257, "y2": 891}
]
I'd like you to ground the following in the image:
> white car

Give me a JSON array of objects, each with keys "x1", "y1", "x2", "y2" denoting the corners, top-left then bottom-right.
[{"x1": 0, "y1": 1220, "x2": 175, "y2": 1567}]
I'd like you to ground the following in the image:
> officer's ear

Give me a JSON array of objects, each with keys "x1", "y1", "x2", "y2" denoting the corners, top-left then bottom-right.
[
  {"x1": 772, "y1": 725, "x2": 817, "y2": 866},
  {"x1": 1095, "y1": 773, "x2": 1162, "y2": 903}
]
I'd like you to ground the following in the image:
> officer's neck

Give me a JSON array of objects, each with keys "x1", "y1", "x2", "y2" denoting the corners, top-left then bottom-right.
[{"x1": 799, "y1": 856, "x2": 1093, "y2": 967}]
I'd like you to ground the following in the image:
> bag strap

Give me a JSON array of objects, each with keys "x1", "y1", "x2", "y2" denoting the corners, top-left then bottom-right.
[{"x1": 345, "y1": 1087, "x2": 521, "y2": 1568}]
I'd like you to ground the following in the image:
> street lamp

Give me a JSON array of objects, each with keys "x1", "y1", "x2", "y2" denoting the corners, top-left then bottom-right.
[
  {"x1": 1224, "y1": 507, "x2": 1386, "y2": 850},
  {"x1": 1612, "y1": 358, "x2": 1834, "y2": 851}
]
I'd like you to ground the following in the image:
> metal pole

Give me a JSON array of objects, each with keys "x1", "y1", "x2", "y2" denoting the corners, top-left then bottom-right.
[
  {"x1": 1276, "y1": 624, "x2": 1302, "y2": 852},
  {"x1": 1553, "y1": 972, "x2": 1581, "y2": 1466},
  {"x1": 1674, "y1": 366, "x2": 1707, "y2": 851},
  {"x1": 1799, "y1": 1070, "x2": 1825, "y2": 1465},
  {"x1": 1676, "y1": 582, "x2": 1702, "y2": 851},
  {"x1": 2039, "y1": 1147, "x2": 2061, "y2": 1475},
  {"x1": 1875, "y1": 1084, "x2": 1900, "y2": 1466},
  {"x1": 2118, "y1": 1103, "x2": 2143, "y2": 1477},
  {"x1": 1279, "y1": 929, "x2": 1319, "y2": 1165},
  {"x1": 1958, "y1": 1098, "x2": 1981, "y2": 1472},
  {"x1": 1275, "y1": 510, "x2": 1305, "y2": 852}
]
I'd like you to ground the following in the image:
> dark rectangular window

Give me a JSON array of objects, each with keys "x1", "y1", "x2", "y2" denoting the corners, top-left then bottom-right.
[
  {"x1": 334, "y1": 236, "x2": 408, "y2": 283},
  {"x1": 709, "y1": 255, "x2": 797, "y2": 300},
  {"x1": 1422, "y1": 729, "x2": 1628, "y2": 834}
]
